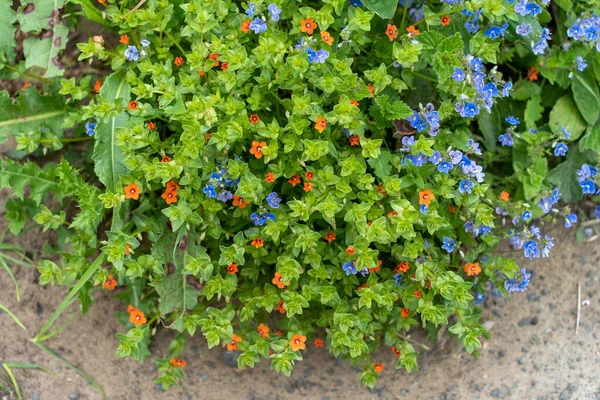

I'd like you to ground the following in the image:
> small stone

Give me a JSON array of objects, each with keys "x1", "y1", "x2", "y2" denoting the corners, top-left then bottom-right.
[
  {"x1": 517, "y1": 356, "x2": 526, "y2": 365},
  {"x1": 559, "y1": 391, "x2": 570, "y2": 400},
  {"x1": 69, "y1": 393, "x2": 80, "y2": 400},
  {"x1": 567, "y1": 384, "x2": 577, "y2": 392},
  {"x1": 200, "y1": 374, "x2": 208, "y2": 381},
  {"x1": 222, "y1": 350, "x2": 240, "y2": 368},
  {"x1": 490, "y1": 389, "x2": 506, "y2": 398},
  {"x1": 518, "y1": 316, "x2": 538, "y2": 326},
  {"x1": 32, "y1": 395, "x2": 40, "y2": 400},
  {"x1": 400, "y1": 389, "x2": 409, "y2": 395},
  {"x1": 527, "y1": 294, "x2": 540, "y2": 302},
  {"x1": 521, "y1": 347, "x2": 529, "y2": 353},
  {"x1": 154, "y1": 384, "x2": 165, "y2": 393}
]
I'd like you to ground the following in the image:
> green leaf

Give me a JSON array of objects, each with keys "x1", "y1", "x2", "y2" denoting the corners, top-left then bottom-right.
[
  {"x1": 18, "y1": 0, "x2": 65, "y2": 33},
  {"x1": 572, "y1": 70, "x2": 600, "y2": 126},
  {"x1": 23, "y1": 23, "x2": 68, "y2": 78},
  {"x1": 548, "y1": 146, "x2": 585, "y2": 202},
  {"x1": 0, "y1": 88, "x2": 66, "y2": 144},
  {"x1": 579, "y1": 124, "x2": 600, "y2": 153},
  {"x1": 0, "y1": 0, "x2": 17, "y2": 61},
  {"x1": 93, "y1": 73, "x2": 130, "y2": 192},
  {"x1": 0, "y1": 159, "x2": 56, "y2": 204},
  {"x1": 302, "y1": 139, "x2": 330, "y2": 161},
  {"x1": 362, "y1": 0, "x2": 397, "y2": 19},
  {"x1": 553, "y1": 0, "x2": 571, "y2": 9},
  {"x1": 524, "y1": 94, "x2": 543, "y2": 130},
  {"x1": 393, "y1": 42, "x2": 423, "y2": 68},
  {"x1": 548, "y1": 94, "x2": 587, "y2": 140},
  {"x1": 367, "y1": 151, "x2": 392, "y2": 180}
]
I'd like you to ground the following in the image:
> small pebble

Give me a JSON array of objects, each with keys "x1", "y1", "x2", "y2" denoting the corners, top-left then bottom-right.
[{"x1": 69, "y1": 393, "x2": 80, "y2": 400}]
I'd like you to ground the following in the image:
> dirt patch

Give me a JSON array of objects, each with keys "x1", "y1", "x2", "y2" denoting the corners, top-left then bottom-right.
[{"x1": 1, "y1": 212, "x2": 599, "y2": 400}]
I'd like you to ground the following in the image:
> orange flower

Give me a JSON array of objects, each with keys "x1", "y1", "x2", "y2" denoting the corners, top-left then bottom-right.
[
  {"x1": 119, "y1": 34, "x2": 129, "y2": 44},
  {"x1": 147, "y1": 121, "x2": 156, "y2": 131},
  {"x1": 299, "y1": 18, "x2": 317, "y2": 35},
  {"x1": 251, "y1": 238, "x2": 264, "y2": 248},
  {"x1": 395, "y1": 261, "x2": 410, "y2": 274},
  {"x1": 92, "y1": 35, "x2": 105, "y2": 45},
  {"x1": 315, "y1": 117, "x2": 327, "y2": 133},
  {"x1": 305, "y1": 171, "x2": 314, "y2": 181},
  {"x1": 406, "y1": 25, "x2": 420, "y2": 37},
  {"x1": 388, "y1": 210, "x2": 399, "y2": 218},
  {"x1": 400, "y1": 307, "x2": 410, "y2": 318},
  {"x1": 369, "y1": 259, "x2": 382, "y2": 273},
  {"x1": 385, "y1": 24, "x2": 398, "y2": 41},
  {"x1": 289, "y1": 334, "x2": 307, "y2": 351},
  {"x1": 419, "y1": 189, "x2": 435, "y2": 206},
  {"x1": 128, "y1": 100, "x2": 138, "y2": 110},
  {"x1": 392, "y1": 346, "x2": 401, "y2": 356},
  {"x1": 258, "y1": 323, "x2": 270, "y2": 338},
  {"x1": 325, "y1": 231, "x2": 336, "y2": 243},
  {"x1": 250, "y1": 141, "x2": 267, "y2": 159},
  {"x1": 303, "y1": 182, "x2": 313, "y2": 192},
  {"x1": 314, "y1": 338, "x2": 324, "y2": 347},
  {"x1": 288, "y1": 175, "x2": 301, "y2": 186},
  {"x1": 199, "y1": 71, "x2": 205, "y2": 78},
  {"x1": 161, "y1": 190, "x2": 178, "y2": 204},
  {"x1": 350, "y1": 100, "x2": 359, "y2": 107},
  {"x1": 441, "y1": 16, "x2": 451, "y2": 26},
  {"x1": 161, "y1": 155, "x2": 170, "y2": 163},
  {"x1": 125, "y1": 243, "x2": 131, "y2": 255},
  {"x1": 227, "y1": 334, "x2": 242, "y2": 351},
  {"x1": 241, "y1": 19, "x2": 251, "y2": 33},
  {"x1": 320, "y1": 31, "x2": 334, "y2": 46},
  {"x1": 527, "y1": 66, "x2": 539, "y2": 81},
  {"x1": 124, "y1": 183, "x2": 141, "y2": 200},
  {"x1": 500, "y1": 191, "x2": 509, "y2": 201},
  {"x1": 208, "y1": 53, "x2": 220, "y2": 67},
  {"x1": 464, "y1": 262, "x2": 481, "y2": 276},
  {"x1": 103, "y1": 274, "x2": 117, "y2": 290},
  {"x1": 346, "y1": 246, "x2": 355, "y2": 256},
  {"x1": 93, "y1": 80, "x2": 102, "y2": 93},
  {"x1": 21, "y1": 82, "x2": 31, "y2": 90},
  {"x1": 276, "y1": 300, "x2": 286, "y2": 313},
  {"x1": 221, "y1": 63, "x2": 229, "y2": 71},
  {"x1": 165, "y1": 179, "x2": 180, "y2": 194},
  {"x1": 414, "y1": 290, "x2": 422, "y2": 298},
  {"x1": 448, "y1": 204, "x2": 457, "y2": 213},
  {"x1": 266, "y1": 172, "x2": 275, "y2": 183},
  {"x1": 368, "y1": 83, "x2": 375, "y2": 97},
  {"x1": 249, "y1": 114, "x2": 260, "y2": 124},
  {"x1": 232, "y1": 195, "x2": 249, "y2": 208},
  {"x1": 227, "y1": 263, "x2": 238, "y2": 275},
  {"x1": 373, "y1": 363, "x2": 384, "y2": 373},
  {"x1": 169, "y1": 358, "x2": 187, "y2": 367},
  {"x1": 205, "y1": 132, "x2": 211, "y2": 140},
  {"x1": 272, "y1": 272, "x2": 289, "y2": 289},
  {"x1": 349, "y1": 135, "x2": 360, "y2": 146},
  {"x1": 174, "y1": 57, "x2": 184, "y2": 66},
  {"x1": 128, "y1": 306, "x2": 146, "y2": 326},
  {"x1": 357, "y1": 283, "x2": 368, "y2": 290}
]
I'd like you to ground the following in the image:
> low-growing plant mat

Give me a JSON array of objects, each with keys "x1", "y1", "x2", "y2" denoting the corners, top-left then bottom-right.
[{"x1": 0, "y1": 196, "x2": 597, "y2": 400}]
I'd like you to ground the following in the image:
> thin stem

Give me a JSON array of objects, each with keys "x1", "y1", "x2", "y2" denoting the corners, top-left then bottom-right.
[
  {"x1": 412, "y1": 71, "x2": 438, "y2": 83},
  {"x1": 40, "y1": 136, "x2": 93, "y2": 145},
  {"x1": 3, "y1": 64, "x2": 52, "y2": 84},
  {"x1": 164, "y1": 30, "x2": 186, "y2": 55}
]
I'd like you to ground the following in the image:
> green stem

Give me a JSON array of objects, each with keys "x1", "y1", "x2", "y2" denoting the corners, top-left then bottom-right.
[
  {"x1": 3, "y1": 64, "x2": 52, "y2": 84},
  {"x1": 412, "y1": 71, "x2": 438, "y2": 83},
  {"x1": 40, "y1": 136, "x2": 93, "y2": 145},
  {"x1": 164, "y1": 30, "x2": 186, "y2": 55},
  {"x1": 399, "y1": 1, "x2": 410, "y2": 33}
]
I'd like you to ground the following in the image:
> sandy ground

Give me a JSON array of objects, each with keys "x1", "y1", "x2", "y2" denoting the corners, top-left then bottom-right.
[{"x1": 0, "y1": 145, "x2": 599, "y2": 399}]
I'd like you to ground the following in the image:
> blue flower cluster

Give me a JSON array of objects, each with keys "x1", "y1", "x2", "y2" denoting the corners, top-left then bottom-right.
[
  {"x1": 508, "y1": 226, "x2": 554, "y2": 260},
  {"x1": 464, "y1": 221, "x2": 492, "y2": 237},
  {"x1": 567, "y1": 15, "x2": 600, "y2": 52},
  {"x1": 504, "y1": 268, "x2": 531, "y2": 293},
  {"x1": 463, "y1": 9, "x2": 482, "y2": 34},
  {"x1": 406, "y1": 103, "x2": 440, "y2": 136},
  {"x1": 441, "y1": 237, "x2": 455, "y2": 253},
  {"x1": 577, "y1": 164, "x2": 599, "y2": 194},
  {"x1": 85, "y1": 122, "x2": 96, "y2": 136},
  {"x1": 294, "y1": 38, "x2": 329, "y2": 64},
  {"x1": 485, "y1": 23, "x2": 508, "y2": 39},
  {"x1": 124, "y1": 45, "x2": 139, "y2": 61},
  {"x1": 249, "y1": 192, "x2": 281, "y2": 226},
  {"x1": 453, "y1": 55, "x2": 513, "y2": 119},
  {"x1": 537, "y1": 188, "x2": 560, "y2": 214},
  {"x1": 203, "y1": 168, "x2": 239, "y2": 202}
]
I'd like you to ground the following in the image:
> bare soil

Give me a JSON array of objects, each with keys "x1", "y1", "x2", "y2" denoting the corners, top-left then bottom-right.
[{"x1": 1, "y1": 154, "x2": 599, "y2": 399}]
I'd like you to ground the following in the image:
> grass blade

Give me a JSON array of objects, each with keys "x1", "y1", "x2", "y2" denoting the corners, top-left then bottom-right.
[
  {"x1": 0, "y1": 302, "x2": 27, "y2": 330},
  {"x1": 1, "y1": 363, "x2": 22, "y2": 400},
  {"x1": 33, "y1": 254, "x2": 104, "y2": 341},
  {"x1": 2, "y1": 362, "x2": 56, "y2": 375},
  {"x1": 31, "y1": 341, "x2": 105, "y2": 399},
  {"x1": 0, "y1": 254, "x2": 20, "y2": 301}
]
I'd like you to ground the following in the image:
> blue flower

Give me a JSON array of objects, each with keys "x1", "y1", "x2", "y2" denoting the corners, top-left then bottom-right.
[
  {"x1": 502, "y1": 81, "x2": 513, "y2": 97},
  {"x1": 393, "y1": 273, "x2": 403, "y2": 287},
  {"x1": 514, "y1": 0, "x2": 527, "y2": 16},
  {"x1": 438, "y1": 161, "x2": 454, "y2": 174},
  {"x1": 250, "y1": 212, "x2": 274, "y2": 226},
  {"x1": 449, "y1": 150, "x2": 463, "y2": 164},
  {"x1": 401, "y1": 136, "x2": 415, "y2": 150},
  {"x1": 469, "y1": 56, "x2": 484, "y2": 72},
  {"x1": 459, "y1": 179, "x2": 474, "y2": 194},
  {"x1": 576, "y1": 56, "x2": 588, "y2": 71},
  {"x1": 314, "y1": 49, "x2": 329, "y2": 63},
  {"x1": 295, "y1": 38, "x2": 305, "y2": 52},
  {"x1": 554, "y1": 143, "x2": 568, "y2": 157},
  {"x1": 541, "y1": 27, "x2": 552, "y2": 41},
  {"x1": 529, "y1": 225, "x2": 541, "y2": 239},
  {"x1": 532, "y1": 39, "x2": 548, "y2": 55},
  {"x1": 124, "y1": 45, "x2": 139, "y2": 61},
  {"x1": 249, "y1": 18, "x2": 267, "y2": 34},
  {"x1": 84, "y1": 122, "x2": 96, "y2": 136},
  {"x1": 485, "y1": 24, "x2": 508, "y2": 39},
  {"x1": 577, "y1": 164, "x2": 598, "y2": 182},
  {"x1": 505, "y1": 269, "x2": 531, "y2": 292},
  {"x1": 267, "y1": 3, "x2": 281, "y2": 21},
  {"x1": 465, "y1": 18, "x2": 479, "y2": 34},
  {"x1": 538, "y1": 197, "x2": 552, "y2": 213},
  {"x1": 567, "y1": 23, "x2": 584, "y2": 40},
  {"x1": 509, "y1": 233, "x2": 524, "y2": 249},
  {"x1": 203, "y1": 185, "x2": 217, "y2": 198},
  {"x1": 420, "y1": 204, "x2": 428, "y2": 214},
  {"x1": 245, "y1": 2, "x2": 256, "y2": 17},
  {"x1": 498, "y1": 132, "x2": 513, "y2": 147},
  {"x1": 525, "y1": 2, "x2": 542, "y2": 16},
  {"x1": 343, "y1": 261, "x2": 357, "y2": 275},
  {"x1": 474, "y1": 292, "x2": 486, "y2": 305},
  {"x1": 349, "y1": 0, "x2": 363, "y2": 7},
  {"x1": 505, "y1": 116, "x2": 520, "y2": 125},
  {"x1": 581, "y1": 180, "x2": 596, "y2": 194},
  {"x1": 478, "y1": 225, "x2": 492, "y2": 236},
  {"x1": 565, "y1": 213, "x2": 578, "y2": 228},
  {"x1": 468, "y1": 139, "x2": 482, "y2": 155},
  {"x1": 266, "y1": 192, "x2": 281, "y2": 208},
  {"x1": 516, "y1": 23, "x2": 532, "y2": 36},
  {"x1": 140, "y1": 39, "x2": 150, "y2": 47},
  {"x1": 542, "y1": 235, "x2": 554, "y2": 257},
  {"x1": 441, "y1": 237, "x2": 455, "y2": 253},
  {"x1": 585, "y1": 26, "x2": 598, "y2": 41},
  {"x1": 452, "y1": 67, "x2": 465, "y2": 83},
  {"x1": 407, "y1": 111, "x2": 427, "y2": 132},
  {"x1": 425, "y1": 110, "x2": 440, "y2": 129},
  {"x1": 551, "y1": 188, "x2": 561, "y2": 204},
  {"x1": 217, "y1": 190, "x2": 233, "y2": 202},
  {"x1": 428, "y1": 151, "x2": 441, "y2": 165},
  {"x1": 522, "y1": 210, "x2": 532, "y2": 221},
  {"x1": 481, "y1": 82, "x2": 499, "y2": 99},
  {"x1": 594, "y1": 205, "x2": 600, "y2": 219},
  {"x1": 460, "y1": 102, "x2": 479, "y2": 118},
  {"x1": 523, "y1": 240, "x2": 540, "y2": 260},
  {"x1": 561, "y1": 127, "x2": 572, "y2": 139}
]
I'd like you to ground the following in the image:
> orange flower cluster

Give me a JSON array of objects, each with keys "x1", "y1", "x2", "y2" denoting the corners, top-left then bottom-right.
[
  {"x1": 161, "y1": 179, "x2": 179, "y2": 204},
  {"x1": 272, "y1": 272, "x2": 290, "y2": 289},
  {"x1": 169, "y1": 358, "x2": 187, "y2": 367},
  {"x1": 103, "y1": 274, "x2": 117, "y2": 290},
  {"x1": 127, "y1": 305, "x2": 146, "y2": 326}
]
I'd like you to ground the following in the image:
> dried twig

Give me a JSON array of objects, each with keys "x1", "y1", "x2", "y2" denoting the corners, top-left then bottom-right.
[
  {"x1": 575, "y1": 281, "x2": 582, "y2": 336},
  {"x1": 124, "y1": 0, "x2": 147, "y2": 18}
]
